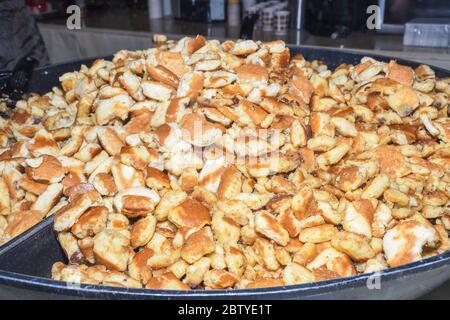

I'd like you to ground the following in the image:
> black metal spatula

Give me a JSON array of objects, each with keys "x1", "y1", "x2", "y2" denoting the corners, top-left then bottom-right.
[{"x1": 1, "y1": 56, "x2": 37, "y2": 104}]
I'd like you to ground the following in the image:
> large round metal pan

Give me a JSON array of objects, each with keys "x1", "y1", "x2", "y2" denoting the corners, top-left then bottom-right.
[{"x1": 0, "y1": 47, "x2": 449, "y2": 299}]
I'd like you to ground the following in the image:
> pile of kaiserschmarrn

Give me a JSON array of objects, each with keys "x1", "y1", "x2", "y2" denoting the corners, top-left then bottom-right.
[{"x1": 0, "y1": 35, "x2": 449, "y2": 290}]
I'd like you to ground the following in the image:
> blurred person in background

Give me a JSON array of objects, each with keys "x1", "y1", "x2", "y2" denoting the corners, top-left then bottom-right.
[{"x1": 0, "y1": 0, "x2": 48, "y2": 71}]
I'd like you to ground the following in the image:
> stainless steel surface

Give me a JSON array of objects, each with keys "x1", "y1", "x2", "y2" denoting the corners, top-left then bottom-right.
[
  {"x1": 422, "y1": 281, "x2": 450, "y2": 300},
  {"x1": 404, "y1": 18, "x2": 450, "y2": 48},
  {"x1": 292, "y1": 0, "x2": 305, "y2": 30}
]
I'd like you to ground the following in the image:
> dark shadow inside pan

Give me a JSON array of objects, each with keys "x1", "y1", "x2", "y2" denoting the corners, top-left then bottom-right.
[{"x1": 0, "y1": 218, "x2": 64, "y2": 278}]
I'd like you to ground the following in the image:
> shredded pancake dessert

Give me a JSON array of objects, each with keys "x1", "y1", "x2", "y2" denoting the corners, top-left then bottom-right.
[{"x1": 0, "y1": 35, "x2": 449, "y2": 290}]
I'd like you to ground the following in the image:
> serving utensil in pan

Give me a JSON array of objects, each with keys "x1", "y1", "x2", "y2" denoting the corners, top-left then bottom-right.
[
  {"x1": 1, "y1": 56, "x2": 37, "y2": 103},
  {"x1": 0, "y1": 47, "x2": 448, "y2": 299}
]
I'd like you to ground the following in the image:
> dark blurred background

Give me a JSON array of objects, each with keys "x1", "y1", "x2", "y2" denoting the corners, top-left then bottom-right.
[
  {"x1": 2, "y1": 1, "x2": 450, "y2": 69},
  {"x1": 25, "y1": 0, "x2": 450, "y2": 36}
]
